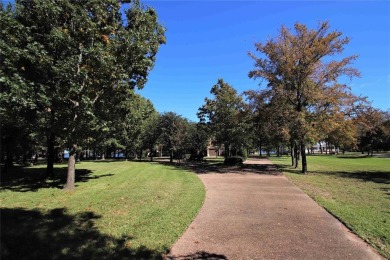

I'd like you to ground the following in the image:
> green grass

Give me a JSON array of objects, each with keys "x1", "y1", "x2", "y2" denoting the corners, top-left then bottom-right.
[
  {"x1": 269, "y1": 154, "x2": 390, "y2": 258},
  {"x1": 0, "y1": 160, "x2": 205, "y2": 259}
]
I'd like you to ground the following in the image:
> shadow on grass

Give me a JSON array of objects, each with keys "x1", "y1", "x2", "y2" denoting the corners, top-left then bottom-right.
[
  {"x1": 275, "y1": 164, "x2": 390, "y2": 184},
  {"x1": 0, "y1": 208, "x2": 162, "y2": 259},
  {"x1": 81, "y1": 159, "x2": 129, "y2": 163},
  {"x1": 154, "y1": 159, "x2": 281, "y2": 176},
  {"x1": 0, "y1": 167, "x2": 113, "y2": 192}
]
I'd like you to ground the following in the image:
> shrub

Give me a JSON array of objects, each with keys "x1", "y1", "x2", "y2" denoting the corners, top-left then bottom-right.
[
  {"x1": 188, "y1": 153, "x2": 204, "y2": 162},
  {"x1": 224, "y1": 156, "x2": 243, "y2": 165}
]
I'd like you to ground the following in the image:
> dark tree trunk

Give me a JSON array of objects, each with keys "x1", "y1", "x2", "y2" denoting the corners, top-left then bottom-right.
[
  {"x1": 259, "y1": 144, "x2": 262, "y2": 157},
  {"x1": 64, "y1": 145, "x2": 77, "y2": 190},
  {"x1": 300, "y1": 140, "x2": 307, "y2": 174},
  {"x1": 294, "y1": 142, "x2": 299, "y2": 168},
  {"x1": 224, "y1": 143, "x2": 229, "y2": 159},
  {"x1": 5, "y1": 145, "x2": 13, "y2": 168},
  {"x1": 46, "y1": 131, "x2": 55, "y2": 179},
  {"x1": 169, "y1": 150, "x2": 173, "y2": 163},
  {"x1": 150, "y1": 148, "x2": 153, "y2": 162},
  {"x1": 290, "y1": 143, "x2": 294, "y2": 166}
]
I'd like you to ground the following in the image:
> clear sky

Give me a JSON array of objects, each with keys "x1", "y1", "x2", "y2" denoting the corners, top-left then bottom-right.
[{"x1": 138, "y1": 1, "x2": 390, "y2": 121}]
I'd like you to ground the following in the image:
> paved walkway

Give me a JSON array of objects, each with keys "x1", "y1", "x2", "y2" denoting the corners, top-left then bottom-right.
[{"x1": 169, "y1": 158, "x2": 384, "y2": 259}]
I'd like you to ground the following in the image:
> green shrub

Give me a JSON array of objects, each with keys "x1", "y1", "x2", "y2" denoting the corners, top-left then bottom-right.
[{"x1": 224, "y1": 156, "x2": 243, "y2": 165}]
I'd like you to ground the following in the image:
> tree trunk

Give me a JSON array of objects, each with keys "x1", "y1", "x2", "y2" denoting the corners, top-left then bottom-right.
[
  {"x1": 5, "y1": 144, "x2": 13, "y2": 168},
  {"x1": 169, "y1": 150, "x2": 173, "y2": 163},
  {"x1": 224, "y1": 143, "x2": 229, "y2": 159},
  {"x1": 46, "y1": 131, "x2": 55, "y2": 179},
  {"x1": 290, "y1": 144, "x2": 294, "y2": 166},
  {"x1": 64, "y1": 145, "x2": 77, "y2": 190},
  {"x1": 300, "y1": 140, "x2": 307, "y2": 174},
  {"x1": 294, "y1": 142, "x2": 299, "y2": 168},
  {"x1": 259, "y1": 143, "x2": 262, "y2": 157}
]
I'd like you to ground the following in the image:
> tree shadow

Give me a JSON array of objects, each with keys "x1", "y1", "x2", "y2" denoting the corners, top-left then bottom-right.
[
  {"x1": 82, "y1": 159, "x2": 129, "y2": 163},
  {"x1": 1, "y1": 208, "x2": 162, "y2": 259},
  {"x1": 154, "y1": 160, "x2": 281, "y2": 176},
  {"x1": 0, "y1": 167, "x2": 114, "y2": 192},
  {"x1": 167, "y1": 251, "x2": 227, "y2": 259},
  {"x1": 327, "y1": 171, "x2": 390, "y2": 185},
  {"x1": 275, "y1": 164, "x2": 390, "y2": 184}
]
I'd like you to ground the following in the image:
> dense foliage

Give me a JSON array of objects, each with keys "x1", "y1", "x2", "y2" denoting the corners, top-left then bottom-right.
[
  {"x1": 1, "y1": 0, "x2": 165, "y2": 189},
  {"x1": 248, "y1": 22, "x2": 373, "y2": 173}
]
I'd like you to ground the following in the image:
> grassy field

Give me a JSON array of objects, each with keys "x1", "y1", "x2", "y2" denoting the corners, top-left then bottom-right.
[
  {"x1": 269, "y1": 154, "x2": 390, "y2": 258},
  {"x1": 0, "y1": 160, "x2": 205, "y2": 259}
]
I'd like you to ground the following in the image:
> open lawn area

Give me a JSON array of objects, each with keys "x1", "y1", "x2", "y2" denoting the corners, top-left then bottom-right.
[
  {"x1": 0, "y1": 160, "x2": 205, "y2": 259},
  {"x1": 270, "y1": 154, "x2": 390, "y2": 258}
]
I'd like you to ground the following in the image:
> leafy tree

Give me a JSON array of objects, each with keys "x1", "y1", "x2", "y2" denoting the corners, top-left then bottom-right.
[
  {"x1": 355, "y1": 107, "x2": 390, "y2": 155},
  {"x1": 138, "y1": 110, "x2": 161, "y2": 161},
  {"x1": 244, "y1": 90, "x2": 291, "y2": 158},
  {"x1": 198, "y1": 79, "x2": 247, "y2": 160},
  {"x1": 249, "y1": 22, "x2": 360, "y2": 173},
  {"x1": 1, "y1": 0, "x2": 165, "y2": 189},
  {"x1": 184, "y1": 122, "x2": 209, "y2": 159},
  {"x1": 159, "y1": 112, "x2": 189, "y2": 163}
]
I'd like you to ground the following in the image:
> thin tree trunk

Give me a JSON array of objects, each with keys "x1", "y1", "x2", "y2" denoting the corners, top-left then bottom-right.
[
  {"x1": 46, "y1": 131, "x2": 55, "y2": 179},
  {"x1": 259, "y1": 143, "x2": 262, "y2": 157},
  {"x1": 5, "y1": 144, "x2": 13, "y2": 168},
  {"x1": 170, "y1": 150, "x2": 173, "y2": 163},
  {"x1": 64, "y1": 145, "x2": 77, "y2": 190},
  {"x1": 224, "y1": 143, "x2": 229, "y2": 159},
  {"x1": 294, "y1": 142, "x2": 299, "y2": 168},
  {"x1": 290, "y1": 143, "x2": 294, "y2": 166},
  {"x1": 300, "y1": 140, "x2": 307, "y2": 174}
]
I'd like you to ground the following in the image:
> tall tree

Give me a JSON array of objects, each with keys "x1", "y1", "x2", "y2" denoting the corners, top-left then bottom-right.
[
  {"x1": 139, "y1": 111, "x2": 161, "y2": 161},
  {"x1": 159, "y1": 112, "x2": 188, "y2": 163},
  {"x1": 355, "y1": 107, "x2": 389, "y2": 155},
  {"x1": 198, "y1": 79, "x2": 246, "y2": 161},
  {"x1": 249, "y1": 22, "x2": 360, "y2": 173},
  {"x1": 184, "y1": 122, "x2": 209, "y2": 159},
  {"x1": 1, "y1": 0, "x2": 165, "y2": 189}
]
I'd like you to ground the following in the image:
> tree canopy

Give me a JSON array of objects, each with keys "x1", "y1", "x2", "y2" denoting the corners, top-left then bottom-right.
[
  {"x1": 1, "y1": 0, "x2": 165, "y2": 189},
  {"x1": 198, "y1": 79, "x2": 248, "y2": 160},
  {"x1": 249, "y1": 22, "x2": 362, "y2": 173}
]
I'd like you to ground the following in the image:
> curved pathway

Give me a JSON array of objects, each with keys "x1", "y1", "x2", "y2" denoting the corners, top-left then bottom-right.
[{"x1": 169, "y1": 158, "x2": 384, "y2": 259}]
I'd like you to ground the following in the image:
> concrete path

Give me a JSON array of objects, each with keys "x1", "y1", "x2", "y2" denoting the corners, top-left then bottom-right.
[{"x1": 169, "y1": 158, "x2": 384, "y2": 259}]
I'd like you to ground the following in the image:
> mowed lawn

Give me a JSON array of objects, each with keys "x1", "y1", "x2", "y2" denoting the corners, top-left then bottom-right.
[
  {"x1": 270, "y1": 154, "x2": 390, "y2": 258},
  {"x1": 0, "y1": 160, "x2": 205, "y2": 259}
]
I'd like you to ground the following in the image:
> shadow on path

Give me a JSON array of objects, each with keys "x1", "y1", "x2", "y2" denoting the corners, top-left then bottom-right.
[
  {"x1": 167, "y1": 251, "x2": 227, "y2": 259},
  {"x1": 155, "y1": 159, "x2": 281, "y2": 176}
]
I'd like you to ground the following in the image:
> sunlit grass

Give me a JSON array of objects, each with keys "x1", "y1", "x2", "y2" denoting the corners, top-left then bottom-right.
[
  {"x1": 269, "y1": 154, "x2": 390, "y2": 258},
  {"x1": 1, "y1": 160, "x2": 205, "y2": 259}
]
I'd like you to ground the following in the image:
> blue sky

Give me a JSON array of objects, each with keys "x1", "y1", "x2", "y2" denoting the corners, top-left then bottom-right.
[{"x1": 138, "y1": 1, "x2": 390, "y2": 121}]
